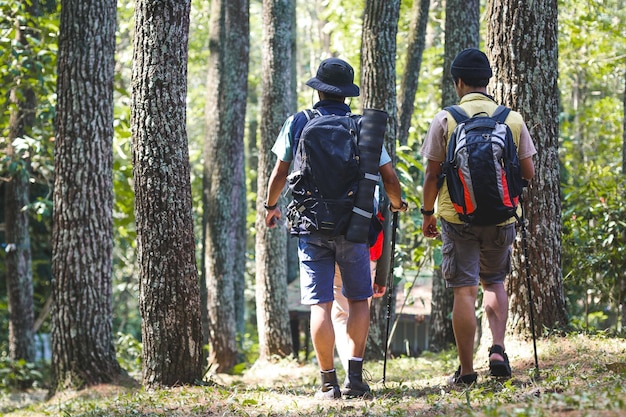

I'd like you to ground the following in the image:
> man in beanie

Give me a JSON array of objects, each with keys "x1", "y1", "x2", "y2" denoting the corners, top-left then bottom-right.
[
  {"x1": 420, "y1": 49, "x2": 537, "y2": 384},
  {"x1": 264, "y1": 57, "x2": 407, "y2": 399}
]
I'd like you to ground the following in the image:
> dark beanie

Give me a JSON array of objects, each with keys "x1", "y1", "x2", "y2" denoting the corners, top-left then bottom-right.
[{"x1": 450, "y1": 48, "x2": 493, "y2": 80}]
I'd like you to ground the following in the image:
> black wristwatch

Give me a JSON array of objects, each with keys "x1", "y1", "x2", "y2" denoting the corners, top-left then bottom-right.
[
  {"x1": 420, "y1": 207, "x2": 435, "y2": 216},
  {"x1": 264, "y1": 201, "x2": 277, "y2": 211}
]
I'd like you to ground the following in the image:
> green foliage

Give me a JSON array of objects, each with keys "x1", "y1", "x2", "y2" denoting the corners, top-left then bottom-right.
[
  {"x1": 395, "y1": 143, "x2": 432, "y2": 268},
  {"x1": 562, "y1": 163, "x2": 626, "y2": 333},
  {"x1": 0, "y1": 353, "x2": 48, "y2": 391},
  {"x1": 114, "y1": 333, "x2": 142, "y2": 376},
  {"x1": 0, "y1": 0, "x2": 59, "y2": 351},
  {"x1": 558, "y1": 0, "x2": 626, "y2": 333},
  {"x1": 558, "y1": 0, "x2": 625, "y2": 175}
]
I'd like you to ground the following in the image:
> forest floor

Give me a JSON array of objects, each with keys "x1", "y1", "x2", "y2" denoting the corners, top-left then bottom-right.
[{"x1": 2, "y1": 333, "x2": 626, "y2": 416}]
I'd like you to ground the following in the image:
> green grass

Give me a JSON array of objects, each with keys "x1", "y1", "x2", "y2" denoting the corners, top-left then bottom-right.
[{"x1": 2, "y1": 333, "x2": 625, "y2": 416}]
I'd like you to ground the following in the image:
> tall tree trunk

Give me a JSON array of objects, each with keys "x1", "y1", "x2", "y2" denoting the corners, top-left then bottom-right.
[
  {"x1": 429, "y1": 0, "x2": 480, "y2": 353},
  {"x1": 360, "y1": 0, "x2": 401, "y2": 361},
  {"x1": 243, "y1": 56, "x2": 259, "y2": 345},
  {"x1": 397, "y1": 0, "x2": 430, "y2": 147},
  {"x1": 622, "y1": 68, "x2": 625, "y2": 174},
  {"x1": 487, "y1": 0, "x2": 567, "y2": 335},
  {"x1": 286, "y1": 1, "x2": 300, "y2": 286},
  {"x1": 5, "y1": 0, "x2": 39, "y2": 367},
  {"x1": 254, "y1": 0, "x2": 294, "y2": 361},
  {"x1": 441, "y1": 0, "x2": 479, "y2": 107},
  {"x1": 4, "y1": 144, "x2": 35, "y2": 366},
  {"x1": 132, "y1": 0, "x2": 203, "y2": 387},
  {"x1": 51, "y1": 0, "x2": 126, "y2": 394},
  {"x1": 203, "y1": 0, "x2": 250, "y2": 374},
  {"x1": 622, "y1": 68, "x2": 626, "y2": 332}
]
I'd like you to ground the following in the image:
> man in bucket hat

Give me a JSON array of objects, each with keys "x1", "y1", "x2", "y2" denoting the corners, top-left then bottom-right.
[
  {"x1": 264, "y1": 57, "x2": 407, "y2": 400},
  {"x1": 420, "y1": 48, "x2": 537, "y2": 385}
]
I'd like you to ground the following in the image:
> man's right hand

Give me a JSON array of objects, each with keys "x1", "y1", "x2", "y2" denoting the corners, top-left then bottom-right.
[
  {"x1": 422, "y1": 215, "x2": 439, "y2": 238},
  {"x1": 265, "y1": 208, "x2": 282, "y2": 228},
  {"x1": 390, "y1": 200, "x2": 409, "y2": 212}
]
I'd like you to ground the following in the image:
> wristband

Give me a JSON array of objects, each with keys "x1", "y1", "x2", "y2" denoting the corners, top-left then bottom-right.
[
  {"x1": 420, "y1": 207, "x2": 435, "y2": 216},
  {"x1": 264, "y1": 201, "x2": 277, "y2": 211},
  {"x1": 390, "y1": 201, "x2": 408, "y2": 212}
]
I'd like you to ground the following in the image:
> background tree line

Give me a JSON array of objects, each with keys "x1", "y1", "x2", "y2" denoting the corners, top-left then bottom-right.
[{"x1": 0, "y1": 0, "x2": 624, "y2": 392}]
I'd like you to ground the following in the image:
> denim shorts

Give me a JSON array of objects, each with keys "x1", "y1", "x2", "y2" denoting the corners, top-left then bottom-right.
[
  {"x1": 298, "y1": 234, "x2": 373, "y2": 305},
  {"x1": 440, "y1": 219, "x2": 516, "y2": 288}
]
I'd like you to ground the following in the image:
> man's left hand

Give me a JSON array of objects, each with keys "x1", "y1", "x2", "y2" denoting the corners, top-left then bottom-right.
[{"x1": 372, "y1": 283, "x2": 386, "y2": 298}]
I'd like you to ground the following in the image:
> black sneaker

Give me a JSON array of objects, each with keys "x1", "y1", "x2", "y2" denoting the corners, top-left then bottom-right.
[
  {"x1": 342, "y1": 377, "x2": 372, "y2": 399},
  {"x1": 342, "y1": 360, "x2": 373, "y2": 399},
  {"x1": 448, "y1": 365, "x2": 478, "y2": 385},
  {"x1": 314, "y1": 370, "x2": 341, "y2": 400}
]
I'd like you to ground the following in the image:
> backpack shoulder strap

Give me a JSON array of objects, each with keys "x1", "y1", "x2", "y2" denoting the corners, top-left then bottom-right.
[
  {"x1": 303, "y1": 108, "x2": 324, "y2": 121},
  {"x1": 491, "y1": 105, "x2": 511, "y2": 123},
  {"x1": 444, "y1": 105, "x2": 469, "y2": 124}
]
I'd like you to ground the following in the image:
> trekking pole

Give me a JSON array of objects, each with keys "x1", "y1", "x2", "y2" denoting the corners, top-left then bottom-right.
[
  {"x1": 381, "y1": 210, "x2": 399, "y2": 387},
  {"x1": 519, "y1": 197, "x2": 539, "y2": 375}
]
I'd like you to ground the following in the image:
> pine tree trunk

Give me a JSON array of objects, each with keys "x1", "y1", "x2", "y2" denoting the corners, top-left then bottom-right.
[
  {"x1": 4, "y1": 160, "x2": 35, "y2": 365},
  {"x1": 51, "y1": 0, "x2": 126, "y2": 394},
  {"x1": 428, "y1": 267, "x2": 455, "y2": 352},
  {"x1": 487, "y1": 0, "x2": 568, "y2": 335},
  {"x1": 132, "y1": 0, "x2": 203, "y2": 387},
  {"x1": 361, "y1": 0, "x2": 401, "y2": 362},
  {"x1": 254, "y1": 0, "x2": 294, "y2": 361},
  {"x1": 5, "y1": 0, "x2": 39, "y2": 366},
  {"x1": 622, "y1": 69, "x2": 626, "y2": 332},
  {"x1": 202, "y1": 0, "x2": 249, "y2": 373},
  {"x1": 429, "y1": 0, "x2": 480, "y2": 352},
  {"x1": 622, "y1": 68, "x2": 626, "y2": 174},
  {"x1": 397, "y1": 0, "x2": 430, "y2": 146},
  {"x1": 441, "y1": 0, "x2": 479, "y2": 107}
]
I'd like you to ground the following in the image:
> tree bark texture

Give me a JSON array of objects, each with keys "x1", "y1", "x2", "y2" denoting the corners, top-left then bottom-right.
[
  {"x1": 361, "y1": 0, "x2": 401, "y2": 361},
  {"x1": 397, "y1": 0, "x2": 430, "y2": 146},
  {"x1": 441, "y1": 0, "x2": 479, "y2": 107},
  {"x1": 5, "y1": 0, "x2": 39, "y2": 365},
  {"x1": 254, "y1": 0, "x2": 294, "y2": 362},
  {"x1": 132, "y1": 0, "x2": 203, "y2": 387},
  {"x1": 428, "y1": 266, "x2": 455, "y2": 352},
  {"x1": 623, "y1": 68, "x2": 626, "y2": 332},
  {"x1": 286, "y1": 2, "x2": 299, "y2": 286},
  {"x1": 429, "y1": 0, "x2": 480, "y2": 352},
  {"x1": 623, "y1": 68, "x2": 625, "y2": 174},
  {"x1": 487, "y1": 0, "x2": 568, "y2": 334},
  {"x1": 51, "y1": 0, "x2": 124, "y2": 393},
  {"x1": 4, "y1": 154, "x2": 35, "y2": 364},
  {"x1": 203, "y1": 0, "x2": 249, "y2": 373}
]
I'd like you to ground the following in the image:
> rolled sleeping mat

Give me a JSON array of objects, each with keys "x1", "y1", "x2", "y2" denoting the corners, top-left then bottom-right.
[{"x1": 345, "y1": 108, "x2": 388, "y2": 243}]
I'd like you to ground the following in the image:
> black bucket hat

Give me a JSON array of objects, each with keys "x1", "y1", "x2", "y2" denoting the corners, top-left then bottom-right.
[{"x1": 306, "y1": 58, "x2": 360, "y2": 97}]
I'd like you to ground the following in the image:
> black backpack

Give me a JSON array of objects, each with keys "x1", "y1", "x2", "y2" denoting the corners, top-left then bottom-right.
[
  {"x1": 286, "y1": 108, "x2": 363, "y2": 237},
  {"x1": 439, "y1": 105, "x2": 524, "y2": 225}
]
